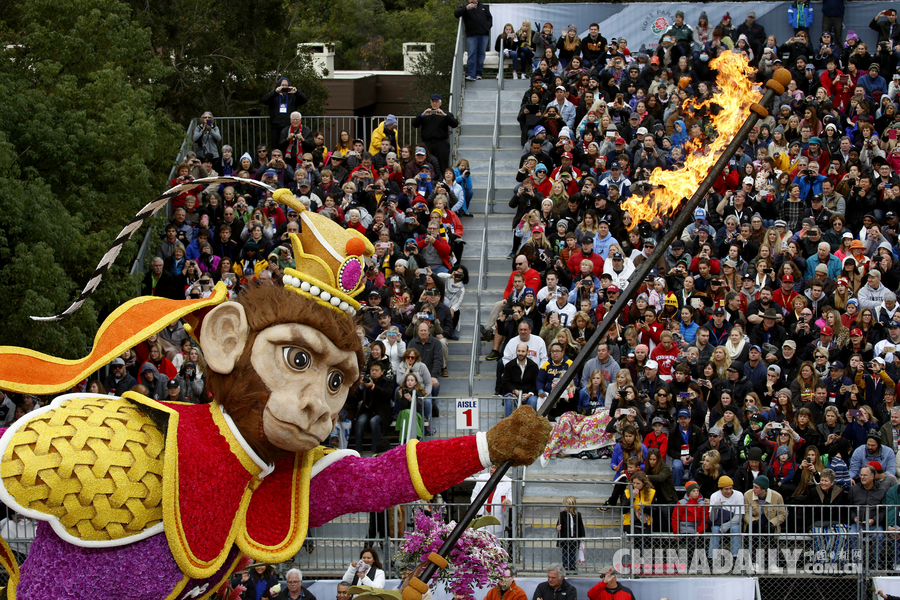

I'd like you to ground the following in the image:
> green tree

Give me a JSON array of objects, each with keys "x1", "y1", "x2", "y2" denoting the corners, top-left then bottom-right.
[
  {"x1": 0, "y1": 0, "x2": 182, "y2": 357},
  {"x1": 124, "y1": 0, "x2": 330, "y2": 123}
]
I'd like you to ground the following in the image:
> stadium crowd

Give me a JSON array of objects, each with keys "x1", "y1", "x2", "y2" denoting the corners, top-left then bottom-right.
[
  {"x1": 4, "y1": 5, "x2": 900, "y2": 579},
  {"x1": 478, "y1": 5, "x2": 900, "y2": 550}
]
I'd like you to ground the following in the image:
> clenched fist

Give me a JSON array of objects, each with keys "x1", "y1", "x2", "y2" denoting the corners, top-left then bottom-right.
[{"x1": 486, "y1": 405, "x2": 552, "y2": 467}]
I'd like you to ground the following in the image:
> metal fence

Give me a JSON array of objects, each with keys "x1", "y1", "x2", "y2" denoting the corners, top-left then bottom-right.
[
  {"x1": 292, "y1": 501, "x2": 897, "y2": 600},
  {"x1": 2, "y1": 499, "x2": 894, "y2": 598},
  {"x1": 212, "y1": 115, "x2": 422, "y2": 157}
]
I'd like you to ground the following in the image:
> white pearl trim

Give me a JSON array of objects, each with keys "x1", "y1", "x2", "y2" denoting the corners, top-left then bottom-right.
[{"x1": 282, "y1": 274, "x2": 357, "y2": 316}]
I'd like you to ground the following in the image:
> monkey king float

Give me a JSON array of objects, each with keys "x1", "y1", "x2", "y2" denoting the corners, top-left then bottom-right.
[{"x1": 0, "y1": 183, "x2": 552, "y2": 600}]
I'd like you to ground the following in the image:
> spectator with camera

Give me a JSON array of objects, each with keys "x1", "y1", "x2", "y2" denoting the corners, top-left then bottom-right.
[
  {"x1": 355, "y1": 359, "x2": 395, "y2": 454},
  {"x1": 192, "y1": 111, "x2": 221, "y2": 159},
  {"x1": 415, "y1": 223, "x2": 452, "y2": 275},
  {"x1": 261, "y1": 77, "x2": 307, "y2": 150}
]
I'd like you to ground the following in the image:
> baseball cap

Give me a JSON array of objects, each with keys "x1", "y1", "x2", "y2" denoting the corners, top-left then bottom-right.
[
  {"x1": 889, "y1": 321, "x2": 900, "y2": 329},
  {"x1": 532, "y1": 225, "x2": 545, "y2": 233},
  {"x1": 614, "y1": 137, "x2": 626, "y2": 145},
  {"x1": 556, "y1": 286, "x2": 569, "y2": 295},
  {"x1": 561, "y1": 151, "x2": 573, "y2": 159},
  {"x1": 713, "y1": 307, "x2": 725, "y2": 315},
  {"x1": 782, "y1": 274, "x2": 794, "y2": 283},
  {"x1": 652, "y1": 416, "x2": 668, "y2": 426},
  {"x1": 821, "y1": 325, "x2": 834, "y2": 335},
  {"x1": 610, "y1": 161, "x2": 622, "y2": 169},
  {"x1": 677, "y1": 408, "x2": 691, "y2": 418},
  {"x1": 768, "y1": 365, "x2": 782, "y2": 376},
  {"x1": 607, "y1": 285, "x2": 620, "y2": 293},
  {"x1": 431, "y1": 94, "x2": 442, "y2": 101},
  {"x1": 743, "y1": 176, "x2": 754, "y2": 185},
  {"x1": 646, "y1": 359, "x2": 659, "y2": 370},
  {"x1": 405, "y1": 178, "x2": 417, "y2": 185},
  {"x1": 415, "y1": 147, "x2": 427, "y2": 155},
  {"x1": 611, "y1": 251, "x2": 624, "y2": 260},
  {"x1": 167, "y1": 379, "x2": 180, "y2": 389},
  {"x1": 556, "y1": 85, "x2": 567, "y2": 91},
  {"x1": 651, "y1": 56, "x2": 660, "y2": 65},
  {"x1": 851, "y1": 328, "x2": 863, "y2": 336},
  {"x1": 708, "y1": 426, "x2": 723, "y2": 437},
  {"x1": 831, "y1": 361, "x2": 845, "y2": 370},
  {"x1": 110, "y1": 357, "x2": 126, "y2": 367},
  {"x1": 694, "y1": 208, "x2": 706, "y2": 219},
  {"x1": 783, "y1": 340, "x2": 797, "y2": 349}
]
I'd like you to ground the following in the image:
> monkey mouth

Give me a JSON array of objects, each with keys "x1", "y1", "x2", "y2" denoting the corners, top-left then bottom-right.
[{"x1": 263, "y1": 407, "x2": 325, "y2": 450}]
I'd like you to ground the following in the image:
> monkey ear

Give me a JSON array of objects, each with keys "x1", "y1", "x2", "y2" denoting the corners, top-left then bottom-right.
[{"x1": 200, "y1": 302, "x2": 250, "y2": 375}]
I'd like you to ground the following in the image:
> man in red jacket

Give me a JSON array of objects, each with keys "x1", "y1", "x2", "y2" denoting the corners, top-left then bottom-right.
[
  {"x1": 772, "y1": 274, "x2": 798, "y2": 311},
  {"x1": 504, "y1": 254, "x2": 541, "y2": 297},
  {"x1": 588, "y1": 568, "x2": 636, "y2": 600},
  {"x1": 566, "y1": 237, "x2": 605, "y2": 278},
  {"x1": 416, "y1": 222, "x2": 453, "y2": 272}
]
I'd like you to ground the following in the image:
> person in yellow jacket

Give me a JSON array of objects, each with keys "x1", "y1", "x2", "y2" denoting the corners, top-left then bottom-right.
[
  {"x1": 624, "y1": 472, "x2": 655, "y2": 533},
  {"x1": 233, "y1": 240, "x2": 269, "y2": 282},
  {"x1": 369, "y1": 115, "x2": 399, "y2": 155}
]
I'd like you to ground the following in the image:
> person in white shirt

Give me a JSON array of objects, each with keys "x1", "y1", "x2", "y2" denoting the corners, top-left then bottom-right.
[
  {"x1": 502, "y1": 319, "x2": 548, "y2": 367},
  {"x1": 708, "y1": 475, "x2": 745, "y2": 558},
  {"x1": 542, "y1": 286, "x2": 577, "y2": 326}
]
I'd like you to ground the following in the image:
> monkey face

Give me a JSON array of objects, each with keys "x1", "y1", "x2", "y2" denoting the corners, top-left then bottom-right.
[{"x1": 250, "y1": 323, "x2": 359, "y2": 452}]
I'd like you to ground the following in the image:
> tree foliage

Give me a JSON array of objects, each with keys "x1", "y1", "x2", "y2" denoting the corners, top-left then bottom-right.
[
  {"x1": 123, "y1": 0, "x2": 330, "y2": 123},
  {"x1": 0, "y1": 0, "x2": 181, "y2": 357}
]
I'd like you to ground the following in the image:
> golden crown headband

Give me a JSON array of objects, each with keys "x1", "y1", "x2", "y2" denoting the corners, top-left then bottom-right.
[{"x1": 0, "y1": 178, "x2": 373, "y2": 395}]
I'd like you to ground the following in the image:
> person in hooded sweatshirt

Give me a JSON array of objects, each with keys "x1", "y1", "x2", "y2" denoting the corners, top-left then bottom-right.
[
  {"x1": 175, "y1": 361, "x2": 206, "y2": 403},
  {"x1": 139, "y1": 362, "x2": 167, "y2": 401}
]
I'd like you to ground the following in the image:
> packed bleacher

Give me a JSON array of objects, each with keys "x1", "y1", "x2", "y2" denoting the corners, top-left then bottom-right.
[{"x1": 477, "y1": 5, "x2": 900, "y2": 550}]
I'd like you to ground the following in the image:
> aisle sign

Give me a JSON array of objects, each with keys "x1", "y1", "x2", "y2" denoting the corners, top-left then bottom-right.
[{"x1": 456, "y1": 398, "x2": 478, "y2": 430}]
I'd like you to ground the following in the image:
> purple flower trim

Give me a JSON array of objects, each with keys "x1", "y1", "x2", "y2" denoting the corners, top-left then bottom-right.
[
  {"x1": 17, "y1": 523, "x2": 182, "y2": 600},
  {"x1": 309, "y1": 445, "x2": 420, "y2": 526}
]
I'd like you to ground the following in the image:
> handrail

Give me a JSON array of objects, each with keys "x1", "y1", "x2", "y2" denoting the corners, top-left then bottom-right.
[
  {"x1": 130, "y1": 118, "x2": 196, "y2": 284},
  {"x1": 448, "y1": 19, "x2": 465, "y2": 165},
  {"x1": 467, "y1": 64, "x2": 502, "y2": 394},
  {"x1": 468, "y1": 154, "x2": 491, "y2": 395}
]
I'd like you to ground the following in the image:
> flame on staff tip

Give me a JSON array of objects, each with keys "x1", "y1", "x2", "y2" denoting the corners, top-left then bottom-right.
[{"x1": 622, "y1": 52, "x2": 762, "y2": 228}]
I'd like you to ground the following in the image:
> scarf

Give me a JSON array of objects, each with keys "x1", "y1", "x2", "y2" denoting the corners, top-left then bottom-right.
[
  {"x1": 725, "y1": 337, "x2": 746, "y2": 360},
  {"x1": 285, "y1": 124, "x2": 302, "y2": 160}
]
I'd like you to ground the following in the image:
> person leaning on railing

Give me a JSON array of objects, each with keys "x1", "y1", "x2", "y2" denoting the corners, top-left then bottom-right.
[{"x1": 802, "y1": 468, "x2": 852, "y2": 563}]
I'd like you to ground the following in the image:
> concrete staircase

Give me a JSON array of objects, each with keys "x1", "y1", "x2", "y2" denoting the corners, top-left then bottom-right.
[{"x1": 450, "y1": 77, "x2": 619, "y2": 503}]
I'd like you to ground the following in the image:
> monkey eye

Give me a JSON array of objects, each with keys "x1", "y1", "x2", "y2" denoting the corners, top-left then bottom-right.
[
  {"x1": 283, "y1": 347, "x2": 311, "y2": 371},
  {"x1": 327, "y1": 370, "x2": 344, "y2": 392}
]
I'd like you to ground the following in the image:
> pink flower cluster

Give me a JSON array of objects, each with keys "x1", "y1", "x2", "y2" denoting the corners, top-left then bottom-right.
[{"x1": 395, "y1": 509, "x2": 509, "y2": 598}]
